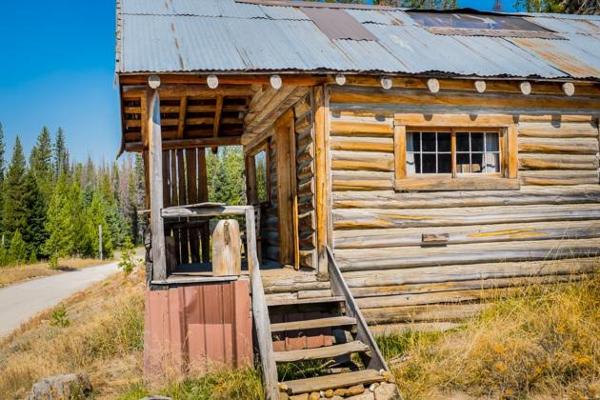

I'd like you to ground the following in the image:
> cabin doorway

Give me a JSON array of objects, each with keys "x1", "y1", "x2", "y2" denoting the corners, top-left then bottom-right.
[{"x1": 274, "y1": 111, "x2": 300, "y2": 269}]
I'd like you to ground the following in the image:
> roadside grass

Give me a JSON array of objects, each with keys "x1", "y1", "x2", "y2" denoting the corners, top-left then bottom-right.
[
  {"x1": 2, "y1": 262, "x2": 598, "y2": 400},
  {"x1": 0, "y1": 268, "x2": 145, "y2": 399},
  {"x1": 0, "y1": 257, "x2": 113, "y2": 288},
  {"x1": 378, "y1": 273, "x2": 600, "y2": 400}
]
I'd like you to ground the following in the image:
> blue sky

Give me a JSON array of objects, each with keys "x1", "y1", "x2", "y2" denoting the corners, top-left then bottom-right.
[{"x1": 0, "y1": 0, "x2": 516, "y2": 163}]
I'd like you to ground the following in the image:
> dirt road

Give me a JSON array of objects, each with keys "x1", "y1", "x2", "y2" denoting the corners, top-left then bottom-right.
[{"x1": 0, "y1": 262, "x2": 119, "y2": 337}]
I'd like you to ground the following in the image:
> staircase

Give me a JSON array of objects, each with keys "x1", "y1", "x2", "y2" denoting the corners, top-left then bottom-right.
[{"x1": 251, "y1": 246, "x2": 401, "y2": 400}]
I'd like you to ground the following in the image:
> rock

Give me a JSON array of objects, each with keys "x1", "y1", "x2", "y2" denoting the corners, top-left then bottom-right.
[
  {"x1": 374, "y1": 383, "x2": 400, "y2": 400},
  {"x1": 369, "y1": 383, "x2": 379, "y2": 392},
  {"x1": 324, "y1": 389, "x2": 335, "y2": 398},
  {"x1": 331, "y1": 397, "x2": 344, "y2": 400},
  {"x1": 28, "y1": 373, "x2": 93, "y2": 400},
  {"x1": 346, "y1": 385, "x2": 366, "y2": 396},
  {"x1": 346, "y1": 392, "x2": 374, "y2": 400},
  {"x1": 309, "y1": 392, "x2": 320, "y2": 400},
  {"x1": 290, "y1": 394, "x2": 309, "y2": 400}
]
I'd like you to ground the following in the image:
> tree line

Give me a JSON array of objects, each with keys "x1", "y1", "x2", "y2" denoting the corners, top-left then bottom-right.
[{"x1": 0, "y1": 123, "x2": 145, "y2": 267}]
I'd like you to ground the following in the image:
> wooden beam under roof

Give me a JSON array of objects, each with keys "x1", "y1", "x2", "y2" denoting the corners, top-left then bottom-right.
[
  {"x1": 125, "y1": 136, "x2": 241, "y2": 152},
  {"x1": 177, "y1": 96, "x2": 188, "y2": 139},
  {"x1": 122, "y1": 85, "x2": 256, "y2": 100}
]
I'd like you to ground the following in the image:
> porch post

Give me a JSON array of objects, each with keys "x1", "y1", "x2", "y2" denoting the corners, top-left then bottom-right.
[
  {"x1": 314, "y1": 85, "x2": 330, "y2": 277},
  {"x1": 148, "y1": 89, "x2": 167, "y2": 281}
]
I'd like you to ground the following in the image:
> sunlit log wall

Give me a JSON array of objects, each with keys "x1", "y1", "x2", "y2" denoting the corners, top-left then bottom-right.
[{"x1": 327, "y1": 81, "x2": 600, "y2": 330}]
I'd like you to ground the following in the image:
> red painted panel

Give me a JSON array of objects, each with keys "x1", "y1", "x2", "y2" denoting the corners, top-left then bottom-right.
[{"x1": 144, "y1": 278, "x2": 253, "y2": 379}]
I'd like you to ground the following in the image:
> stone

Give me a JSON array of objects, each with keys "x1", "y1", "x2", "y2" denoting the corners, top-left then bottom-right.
[
  {"x1": 346, "y1": 385, "x2": 365, "y2": 396},
  {"x1": 28, "y1": 373, "x2": 93, "y2": 400},
  {"x1": 346, "y1": 392, "x2": 374, "y2": 400},
  {"x1": 324, "y1": 389, "x2": 335, "y2": 398},
  {"x1": 374, "y1": 383, "x2": 400, "y2": 400},
  {"x1": 290, "y1": 394, "x2": 309, "y2": 400},
  {"x1": 309, "y1": 392, "x2": 320, "y2": 400}
]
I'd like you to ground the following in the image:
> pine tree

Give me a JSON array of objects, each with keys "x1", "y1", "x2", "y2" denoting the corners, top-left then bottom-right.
[
  {"x1": 22, "y1": 172, "x2": 48, "y2": 257},
  {"x1": 30, "y1": 126, "x2": 54, "y2": 200},
  {"x1": 82, "y1": 192, "x2": 113, "y2": 258},
  {"x1": 54, "y1": 128, "x2": 69, "y2": 179},
  {"x1": 0, "y1": 122, "x2": 5, "y2": 236},
  {"x1": 3, "y1": 137, "x2": 28, "y2": 238},
  {"x1": 8, "y1": 230, "x2": 28, "y2": 265},
  {"x1": 43, "y1": 175, "x2": 77, "y2": 258}
]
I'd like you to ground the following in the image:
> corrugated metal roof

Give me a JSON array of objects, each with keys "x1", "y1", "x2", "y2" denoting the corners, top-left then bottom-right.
[{"x1": 116, "y1": 0, "x2": 600, "y2": 80}]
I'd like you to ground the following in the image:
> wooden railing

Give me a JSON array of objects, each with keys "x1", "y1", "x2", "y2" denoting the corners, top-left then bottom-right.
[{"x1": 327, "y1": 246, "x2": 389, "y2": 372}]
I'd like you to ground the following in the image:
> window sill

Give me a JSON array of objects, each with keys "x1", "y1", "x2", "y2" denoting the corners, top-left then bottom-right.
[{"x1": 394, "y1": 177, "x2": 520, "y2": 192}]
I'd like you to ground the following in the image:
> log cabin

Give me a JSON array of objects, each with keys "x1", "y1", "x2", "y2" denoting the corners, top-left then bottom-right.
[{"x1": 116, "y1": 0, "x2": 600, "y2": 398}]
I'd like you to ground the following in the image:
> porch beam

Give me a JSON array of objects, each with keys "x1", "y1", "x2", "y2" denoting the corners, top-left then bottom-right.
[
  {"x1": 177, "y1": 96, "x2": 188, "y2": 139},
  {"x1": 125, "y1": 136, "x2": 241, "y2": 152},
  {"x1": 314, "y1": 85, "x2": 331, "y2": 277},
  {"x1": 148, "y1": 89, "x2": 167, "y2": 281}
]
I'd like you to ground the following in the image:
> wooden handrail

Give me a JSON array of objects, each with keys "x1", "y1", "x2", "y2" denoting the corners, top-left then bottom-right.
[
  {"x1": 245, "y1": 207, "x2": 279, "y2": 400},
  {"x1": 326, "y1": 246, "x2": 389, "y2": 372}
]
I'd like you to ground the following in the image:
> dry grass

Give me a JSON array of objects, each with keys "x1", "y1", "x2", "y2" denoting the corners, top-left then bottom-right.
[
  {"x1": 379, "y1": 273, "x2": 600, "y2": 400},
  {"x1": 0, "y1": 268, "x2": 145, "y2": 399},
  {"x1": 0, "y1": 257, "x2": 113, "y2": 288}
]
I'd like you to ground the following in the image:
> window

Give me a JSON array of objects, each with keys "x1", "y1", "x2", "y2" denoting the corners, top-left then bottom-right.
[
  {"x1": 393, "y1": 118, "x2": 519, "y2": 191},
  {"x1": 407, "y1": 130, "x2": 501, "y2": 176}
]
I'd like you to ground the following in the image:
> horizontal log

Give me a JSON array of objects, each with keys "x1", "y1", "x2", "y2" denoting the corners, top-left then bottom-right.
[
  {"x1": 332, "y1": 185, "x2": 600, "y2": 209},
  {"x1": 332, "y1": 150, "x2": 394, "y2": 172},
  {"x1": 330, "y1": 86, "x2": 600, "y2": 112},
  {"x1": 330, "y1": 120, "x2": 393, "y2": 137},
  {"x1": 341, "y1": 257, "x2": 600, "y2": 288},
  {"x1": 369, "y1": 322, "x2": 460, "y2": 334},
  {"x1": 125, "y1": 136, "x2": 241, "y2": 152},
  {"x1": 394, "y1": 177, "x2": 520, "y2": 192},
  {"x1": 363, "y1": 303, "x2": 488, "y2": 324},
  {"x1": 333, "y1": 203, "x2": 600, "y2": 230},
  {"x1": 518, "y1": 122, "x2": 599, "y2": 138},
  {"x1": 518, "y1": 137, "x2": 598, "y2": 155},
  {"x1": 519, "y1": 153, "x2": 599, "y2": 170},
  {"x1": 357, "y1": 286, "x2": 523, "y2": 309},
  {"x1": 335, "y1": 238, "x2": 600, "y2": 270},
  {"x1": 332, "y1": 170, "x2": 394, "y2": 191},
  {"x1": 334, "y1": 220, "x2": 600, "y2": 249},
  {"x1": 330, "y1": 136, "x2": 394, "y2": 153},
  {"x1": 349, "y1": 273, "x2": 590, "y2": 299},
  {"x1": 520, "y1": 170, "x2": 599, "y2": 186}
]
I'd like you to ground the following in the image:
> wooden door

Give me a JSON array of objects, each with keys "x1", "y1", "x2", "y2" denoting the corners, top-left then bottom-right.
[{"x1": 275, "y1": 111, "x2": 299, "y2": 268}]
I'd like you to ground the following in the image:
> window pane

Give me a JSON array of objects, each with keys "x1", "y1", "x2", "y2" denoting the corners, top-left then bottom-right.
[
  {"x1": 471, "y1": 133, "x2": 484, "y2": 152},
  {"x1": 438, "y1": 154, "x2": 451, "y2": 173},
  {"x1": 422, "y1": 134, "x2": 436, "y2": 152},
  {"x1": 414, "y1": 154, "x2": 421, "y2": 174},
  {"x1": 457, "y1": 133, "x2": 470, "y2": 152},
  {"x1": 457, "y1": 153, "x2": 470, "y2": 173},
  {"x1": 422, "y1": 154, "x2": 436, "y2": 173},
  {"x1": 407, "y1": 132, "x2": 419, "y2": 152},
  {"x1": 486, "y1": 132, "x2": 499, "y2": 151},
  {"x1": 483, "y1": 153, "x2": 500, "y2": 173},
  {"x1": 471, "y1": 153, "x2": 483, "y2": 173},
  {"x1": 438, "y1": 132, "x2": 451, "y2": 152}
]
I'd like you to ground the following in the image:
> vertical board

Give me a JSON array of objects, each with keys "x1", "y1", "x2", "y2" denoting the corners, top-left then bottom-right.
[{"x1": 143, "y1": 279, "x2": 253, "y2": 379}]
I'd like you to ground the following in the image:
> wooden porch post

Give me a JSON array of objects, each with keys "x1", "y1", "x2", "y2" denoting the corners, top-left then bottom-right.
[
  {"x1": 148, "y1": 89, "x2": 167, "y2": 281},
  {"x1": 314, "y1": 85, "x2": 330, "y2": 277}
]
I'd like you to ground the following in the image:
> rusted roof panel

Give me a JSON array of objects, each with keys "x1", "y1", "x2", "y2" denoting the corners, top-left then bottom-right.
[{"x1": 116, "y1": 0, "x2": 600, "y2": 80}]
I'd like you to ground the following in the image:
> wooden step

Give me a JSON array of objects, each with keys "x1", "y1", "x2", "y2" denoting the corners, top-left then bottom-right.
[
  {"x1": 273, "y1": 340, "x2": 369, "y2": 363},
  {"x1": 281, "y1": 369, "x2": 386, "y2": 395},
  {"x1": 267, "y1": 295, "x2": 345, "y2": 307},
  {"x1": 271, "y1": 316, "x2": 357, "y2": 333}
]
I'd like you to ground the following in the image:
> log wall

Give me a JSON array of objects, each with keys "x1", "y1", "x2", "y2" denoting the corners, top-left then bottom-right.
[
  {"x1": 294, "y1": 93, "x2": 318, "y2": 270},
  {"x1": 261, "y1": 136, "x2": 280, "y2": 263},
  {"x1": 328, "y1": 84, "x2": 600, "y2": 329}
]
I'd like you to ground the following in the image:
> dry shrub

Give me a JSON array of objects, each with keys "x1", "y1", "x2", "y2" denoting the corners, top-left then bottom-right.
[
  {"x1": 384, "y1": 274, "x2": 600, "y2": 400},
  {"x1": 0, "y1": 269, "x2": 145, "y2": 399}
]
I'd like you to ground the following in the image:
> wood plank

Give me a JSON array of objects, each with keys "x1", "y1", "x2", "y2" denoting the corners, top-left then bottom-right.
[
  {"x1": 267, "y1": 295, "x2": 345, "y2": 307},
  {"x1": 519, "y1": 122, "x2": 599, "y2": 138},
  {"x1": 394, "y1": 125, "x2": 406, "y2": 181},
  {"x1": 394, "y1": 176, "x2": 520, "y2": 192},
  {"x1": 331, "y1": 136, "x2": 394, "y2": 153},
  {"x1": 363, "y1": 303, "x2": 487, "y2": 324},
  {"x1": 519, "y1": 153, "x2": 599, "y2": 170},
  {"x1": 270, "y1": 316, "x2": 356, "y2": 333},
  {"x1": 282, "y1": 369, "x2": 386, "y2": 395},
  {"x1": 518, "y1": 137, "x2": 598, "y2": 155},
  {"x1": 273, "y1": 340, "x2": 369, "y2": 363},
  {"x1": 177, "y1": 97, "x2": 187, "y2": 139},
  {"x1": 186, "y1": 148, "x2": 200, "y2": 263},
  {"x1": 125, "y1": 136, "x2": 241, "y2": 152},
  {"x1": 330, "y1": 120, "x2": 393, "y2": 137},
  {"x1": 314, "y1": 86, "x2": 330, "y2": 276}
]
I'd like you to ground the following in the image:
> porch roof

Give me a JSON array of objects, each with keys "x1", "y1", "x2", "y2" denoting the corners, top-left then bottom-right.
[{"x1": 116, "y1": 0, "x2": 600, "y2": 81}]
